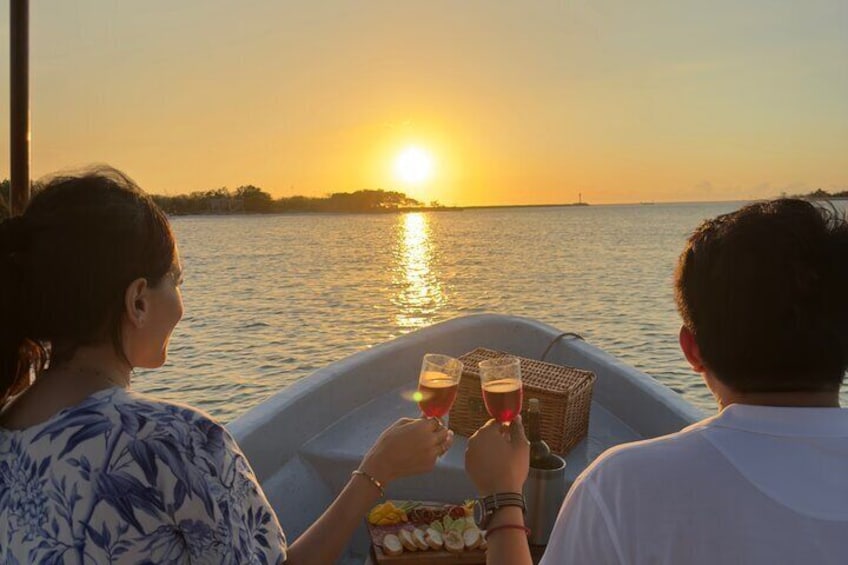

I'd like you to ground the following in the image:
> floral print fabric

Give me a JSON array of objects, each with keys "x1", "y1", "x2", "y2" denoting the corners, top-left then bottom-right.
[{"x1": 0, "y1": 388, "x2": 286, "y2": 564}]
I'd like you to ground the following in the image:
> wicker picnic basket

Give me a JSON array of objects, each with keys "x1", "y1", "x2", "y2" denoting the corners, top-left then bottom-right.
[{"x1": 448, "y1": 348, "x2": 596, "y2": 455}]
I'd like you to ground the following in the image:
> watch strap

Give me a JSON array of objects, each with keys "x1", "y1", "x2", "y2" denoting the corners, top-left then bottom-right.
[{"x1": 475, "y1": 492, "x2": 526, "y2": 528}]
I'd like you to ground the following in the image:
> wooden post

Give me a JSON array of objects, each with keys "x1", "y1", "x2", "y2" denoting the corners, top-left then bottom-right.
[{"x1": 10, "y1": 0, "x2": 30, "y2": 215}]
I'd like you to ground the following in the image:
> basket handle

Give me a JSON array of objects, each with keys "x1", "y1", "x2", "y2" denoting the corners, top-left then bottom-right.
[{"x1": 540, "y1": 332, "x2": 584, "y2": 361}]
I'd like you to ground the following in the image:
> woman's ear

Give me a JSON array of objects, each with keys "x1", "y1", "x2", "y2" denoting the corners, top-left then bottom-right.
[
  {"x1": 124, "y1": 277, "x2": 149, "y2": 328},
  {"x1": 679, "y1": 325, "x2": 705, "y2": 373}
]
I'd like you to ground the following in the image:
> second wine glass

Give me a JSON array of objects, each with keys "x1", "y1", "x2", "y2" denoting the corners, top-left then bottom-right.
[{"x1": 479, "y1": 356, "x2": 523, "y2": 426}]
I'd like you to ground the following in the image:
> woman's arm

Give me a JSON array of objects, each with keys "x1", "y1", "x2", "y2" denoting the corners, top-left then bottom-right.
[
  {"x1": 285, "y1": 418, "x2": 452, "y2": 565},
  {"x1": 283, "y1": 472, "x2": 381, "y2": 565}
]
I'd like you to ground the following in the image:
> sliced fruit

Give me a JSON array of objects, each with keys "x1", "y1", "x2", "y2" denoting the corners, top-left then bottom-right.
[
  {"x1": 368, "y1": 502, "x2": 407, "y2": 526},
  {"x1": 443, "y1": 515, "x2": 455, "y2": 531},
  {"x1": 448, "y1": 505, "x2": 467, "y2": 519},
  {"x1": 448, "y1": 516, "x2": 467, "y2": 533}
]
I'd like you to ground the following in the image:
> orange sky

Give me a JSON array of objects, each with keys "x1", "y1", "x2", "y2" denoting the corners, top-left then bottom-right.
[{"x1": 1, "y1": 1, "x2": 846, "y2": 205}]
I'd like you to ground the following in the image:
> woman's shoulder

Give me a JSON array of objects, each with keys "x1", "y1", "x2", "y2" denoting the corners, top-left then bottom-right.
[
  {"x1": 110, "y1": 388, "x2": 238, "y2": 458},
  {"x1": 4, "y1": 387, "x2": 234, "y2": 462},
  {"x1": 52, "y1": 386, "x2": 225, "y2": 437},
  {"x1": 114, "y1": 388, "x2": 225, "y2": 433}
]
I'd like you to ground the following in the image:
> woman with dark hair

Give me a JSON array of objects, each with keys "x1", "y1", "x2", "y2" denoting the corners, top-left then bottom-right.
[{"x1": 0, "y1": 167, "x2": 452, "y2": 564}]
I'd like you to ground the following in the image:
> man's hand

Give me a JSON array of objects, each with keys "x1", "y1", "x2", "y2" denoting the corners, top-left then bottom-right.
[{"x1": 465, "y1": 417, "x2": 529, "y2": 496}]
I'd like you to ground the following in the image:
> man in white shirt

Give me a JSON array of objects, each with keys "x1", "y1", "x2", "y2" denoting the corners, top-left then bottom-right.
[{"x1": 465, "y1": 199, "x2": 848, "y2": 564}]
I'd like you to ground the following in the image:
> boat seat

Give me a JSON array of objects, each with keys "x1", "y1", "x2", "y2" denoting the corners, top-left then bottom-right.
[{"x1": 278, "y1": 382, "x2": 642, "y2": 561}]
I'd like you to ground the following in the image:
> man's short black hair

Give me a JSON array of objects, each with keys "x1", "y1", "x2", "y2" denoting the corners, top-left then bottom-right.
[{"x1": 675, "y1": 199, "x2": 848, "y2": 393}]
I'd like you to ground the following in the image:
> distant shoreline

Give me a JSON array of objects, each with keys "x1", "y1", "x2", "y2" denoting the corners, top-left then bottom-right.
[
  {"x1": 161, "y1": 197, "x2": 848, "y2": 217},
  {"x1": 461, "y1": 202, "x2": 589, "y2": 211},
  {"x1": 166, "y1": 205, "x2": 465, "y2": 217},
  {"x1": 164, "y1": 203, "x2": 595, "y2": 217}
]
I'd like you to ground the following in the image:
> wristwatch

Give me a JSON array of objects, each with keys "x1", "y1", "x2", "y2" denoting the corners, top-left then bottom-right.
[{"x1": 474, "y1": 492, "x2": 526, "y2": 529}]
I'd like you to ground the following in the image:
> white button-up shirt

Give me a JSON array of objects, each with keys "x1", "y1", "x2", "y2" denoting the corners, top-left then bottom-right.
[{"x1": 541, "y1": 404, "x2": 848, "y2": 564}]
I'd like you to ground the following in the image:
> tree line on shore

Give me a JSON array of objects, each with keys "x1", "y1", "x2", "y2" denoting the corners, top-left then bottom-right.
[
  {"x1": 0, "y1": 179, "x2": 431, "y2": 217},
  {"x1": 148, "y1": 185, "x2": 427, "y2": 215}
]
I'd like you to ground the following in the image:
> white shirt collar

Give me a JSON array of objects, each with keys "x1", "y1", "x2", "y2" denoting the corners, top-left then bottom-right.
[{"x1": 707, "y1": 403, "x2": 848, "y2": 438}]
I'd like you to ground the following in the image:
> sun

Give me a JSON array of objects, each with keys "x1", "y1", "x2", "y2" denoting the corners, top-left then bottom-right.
[{"x1": 394, "y1": 146, "x2": 434, "y2": 184}]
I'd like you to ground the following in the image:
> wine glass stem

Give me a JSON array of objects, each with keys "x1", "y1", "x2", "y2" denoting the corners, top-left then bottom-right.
[{"x1": 422, "y1": 413, "x2": 445, "y2": 429}]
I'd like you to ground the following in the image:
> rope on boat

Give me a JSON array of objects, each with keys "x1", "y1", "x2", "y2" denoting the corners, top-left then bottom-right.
[{"x1": 540, "y1": 332, "x2": 584, "y2": 362}]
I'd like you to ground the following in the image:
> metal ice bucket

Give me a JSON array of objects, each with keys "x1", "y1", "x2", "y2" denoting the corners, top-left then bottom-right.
[{"x1": 524, "y1": 455, "x2": 567, "y2": 546}]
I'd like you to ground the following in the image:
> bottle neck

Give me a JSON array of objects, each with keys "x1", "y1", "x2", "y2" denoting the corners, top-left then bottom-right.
[{"x1": 526, "y1": 409, "x2": 542, "y2": 442}]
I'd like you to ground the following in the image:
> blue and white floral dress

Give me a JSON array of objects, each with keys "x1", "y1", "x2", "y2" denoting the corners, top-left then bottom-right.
[{"x1": 0, "y1": 387, "x2": 287, "y2": 564}]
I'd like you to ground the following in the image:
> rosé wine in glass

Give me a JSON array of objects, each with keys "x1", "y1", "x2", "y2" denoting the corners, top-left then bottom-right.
[
  {"x1": 479, "y1": 356, "x2": 523, "y2": 426},
  {"x1": 418, "y1": 371, "x2": 460, "y2": 418},
  {"x1": 417, "y1": 354, "x2": 463, "y2": 422},
  {"x1": 482, "y1": 378, "x2": 523, "y2": 423}
]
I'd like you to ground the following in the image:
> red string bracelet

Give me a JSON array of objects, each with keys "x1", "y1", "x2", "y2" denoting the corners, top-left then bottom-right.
[{"x1": 484, "y1": 524, "x2": 531, "y2": 540}]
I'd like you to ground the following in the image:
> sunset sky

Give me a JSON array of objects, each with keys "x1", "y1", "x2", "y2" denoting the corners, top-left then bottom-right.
[{"x1": 0, "y1": 1, "x2": 846, "y2": 205}]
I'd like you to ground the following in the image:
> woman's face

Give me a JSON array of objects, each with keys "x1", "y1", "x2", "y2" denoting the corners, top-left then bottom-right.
[{"x1": 130, "y1": 246, "x2": 185, "y2": 369}]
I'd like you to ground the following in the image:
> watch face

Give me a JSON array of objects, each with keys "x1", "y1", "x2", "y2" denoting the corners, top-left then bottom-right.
[
  {"x1": 473, "y1": 499, "x2": 485, "y2": 526},
  {"x1": 473, "y1": 494, "x2": 526, "y2": 530}
]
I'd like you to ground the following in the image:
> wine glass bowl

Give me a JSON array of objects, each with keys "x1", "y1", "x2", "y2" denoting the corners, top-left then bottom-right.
[
  {"x1": 479, "y1": 356, "x2": 523, "y2": 425},
  {"x1": 417, "y1": 354, "x2": 463, "y2": 419}
]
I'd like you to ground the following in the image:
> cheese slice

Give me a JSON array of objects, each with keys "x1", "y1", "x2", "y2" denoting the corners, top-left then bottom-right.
[
  {"x1": 383, "y1": 534, "x2": 403, "y2": 556},
  {"x1": 444, "y1": 531, "x2": 465, "y2": 553},
  {"x1": 413, "y1": 528, "x2": 429, "y2": 550},
  {"x1": 399, "y1": 529, "x2": 418, "y2": 552},
  {"x1": 425, "y1": 528, "x2": 444, "y2": 550}
]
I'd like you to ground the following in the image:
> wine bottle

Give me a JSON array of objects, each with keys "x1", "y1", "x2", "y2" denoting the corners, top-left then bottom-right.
[{"x1": 527, "y1": 398, "x2": 554, "y2": 468}]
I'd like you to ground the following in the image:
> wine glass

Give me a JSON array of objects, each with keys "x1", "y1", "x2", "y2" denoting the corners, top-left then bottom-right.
[
  {"x1": 417, "y1": 354, "x2": 463, "y2": 425},
  {"x1": 479, "y1": 356, "x2": 523, "y2": 427}
]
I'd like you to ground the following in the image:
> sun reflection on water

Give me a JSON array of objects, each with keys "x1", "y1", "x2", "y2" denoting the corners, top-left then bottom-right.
[{"x1": 393, "y1": 212, "x2": 446, "y2": 329}]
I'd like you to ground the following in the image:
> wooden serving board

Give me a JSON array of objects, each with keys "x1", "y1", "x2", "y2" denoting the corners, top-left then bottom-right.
[
  {"x1": 371, "y1": 545, "x2": 486, "y2": 564},
  {"x1": 368, "y1": 501, "x2": 486, "y2": 565}
]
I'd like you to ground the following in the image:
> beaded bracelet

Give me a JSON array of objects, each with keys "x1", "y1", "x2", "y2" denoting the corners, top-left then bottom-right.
[
  {"x1": 484, "y1": 524, "x2": 531, "y2": 540},
  {"x1": 352, "y1": 469, "x2": 385, "y2": 497}
]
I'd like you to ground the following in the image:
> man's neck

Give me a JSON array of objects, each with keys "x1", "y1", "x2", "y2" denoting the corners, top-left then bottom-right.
[
  {"x1": 719, "y1": 391, "x2": 840, "y2": 411},
  {"x1": 704, "y1": 372, "x2": 841, "y2": 410}
]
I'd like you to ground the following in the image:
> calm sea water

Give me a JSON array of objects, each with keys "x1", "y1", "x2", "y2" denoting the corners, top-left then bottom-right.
[{"x1": 135, "y1": 201, "x2": 848, "y2": 422}]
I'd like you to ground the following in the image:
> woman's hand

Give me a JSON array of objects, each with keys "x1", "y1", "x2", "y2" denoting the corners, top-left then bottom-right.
[
  {"x1": 288, "y1": 418, "x2": 452, "y2": 565},
  {"x1": 360, "y1": 418, "x2": 453, "y2": 485},
  {"x1": 465, "y1": 417, "x2": 529, "y2": 496}
]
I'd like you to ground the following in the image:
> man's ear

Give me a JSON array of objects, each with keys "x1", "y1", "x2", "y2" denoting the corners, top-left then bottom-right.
[
  {"x1": 124, "y1": 277, "x2": 149, "y2": 328},
  {"x1": 679, "y1": 325, "x2": 706, "y2": 373}
]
